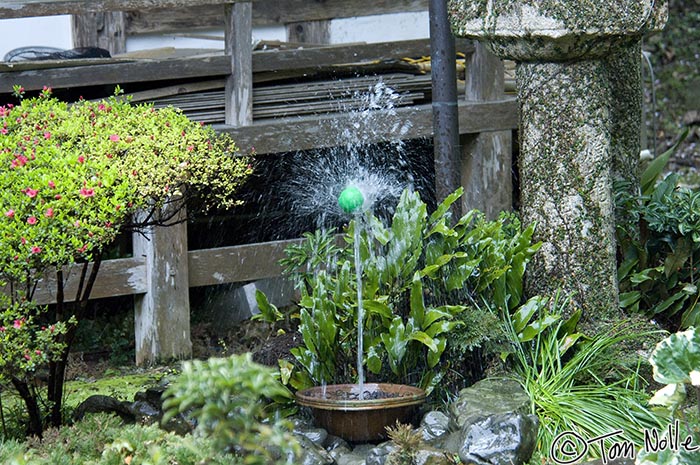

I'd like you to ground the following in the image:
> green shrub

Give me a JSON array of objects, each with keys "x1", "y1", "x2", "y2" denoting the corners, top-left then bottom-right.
[
  {"x1": 162, "y1": 353, "x2": 300, "y2": 464},
  {"x1": 0, "y1": 413, "x2": 240, "y2": 465},
  {"x1": 261, "y1": 187, "x2": 540, "y2": 393},
  {"x1": 617, "y1": 131, "x2": 700, "y2": 329}
]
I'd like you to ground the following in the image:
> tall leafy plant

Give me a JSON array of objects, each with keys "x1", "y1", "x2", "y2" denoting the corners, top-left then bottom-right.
[
  {"x1": 617, "y1": 130, "x2": 699, "y2": 329},
  {"x1": 0, "y1": 87, "x2": 252, "y2": 437},
  {"x1": 262, "y1": 187, "x2": 540, "y2": 391}
]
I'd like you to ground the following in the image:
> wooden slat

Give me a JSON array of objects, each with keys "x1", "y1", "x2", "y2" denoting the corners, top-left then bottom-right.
[
  {"x1": 0, "y1": 39, "x2": 473, "y2": 93},
  {"x1": 225, "y1": 2, "x2": 253, "y2": 126},
  {"x1": 0, "y1": 0, "x2": 246, "y2": 18},
  {"x1": 125, "y1": 0, "x2": 429, "y2": 33},
  {"x1": 26, "y1": 257, "x2": 147, "y2": 305},
  {"x1": 187, "y1": 239, "x2": 303, "y2": 288},
  {"x1": 217, "y1": 98, "x2": 518, "y2": 154}
]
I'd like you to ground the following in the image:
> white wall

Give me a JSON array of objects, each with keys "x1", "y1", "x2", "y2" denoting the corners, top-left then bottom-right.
[
  {"x1": 0, "y1": 11, "x2": 429, "y2": 60},
  {"x1": 0, "y1": 15, "x2": 73, "y2": 60}
]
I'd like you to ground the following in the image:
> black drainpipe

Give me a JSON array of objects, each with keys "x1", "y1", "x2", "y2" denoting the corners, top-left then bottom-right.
[{"x1": 429, "y1": 0, "x2": 461, "y2": 216}]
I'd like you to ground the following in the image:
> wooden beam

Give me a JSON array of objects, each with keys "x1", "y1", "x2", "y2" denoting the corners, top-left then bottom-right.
[
  {"x1": 217, "y1": 98, "x2": 518, "y2": 154},
  {"x1": 224, "y1": 2, "x2": 253, "y2": 126},
  {"x1": 22, "y1": 257, "x2": 147, "y2": 306},
  {"x1": 0, "y1": 38, "x2": 474, "y2": 93},
  {"x1": 71, "y1": 11, "x2": 127, "y2": 54},
  {"x1": 0, "y1": 0, "x2": 246, "y2": 18},
  {"x1": 133, "y1": 203, "x2": 192, "y2": 364},
  {"x1": 187, "y1": 239, "x2": 303, "y2": 288},
  {"x1": 124, "y1": 0, "x2": 429, "y2": 33},
  {"x1": 461, "y1": 43, "x2": 513, "y2": 218}
]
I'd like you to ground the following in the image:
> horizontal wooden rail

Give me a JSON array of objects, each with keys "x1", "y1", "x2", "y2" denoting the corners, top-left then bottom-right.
[
  {"x1": 25, "y1": 239, "x2": 302, "y2": 305},
  {"x1": 219, "y1": 98, "x2": 518, "y2": 154},
  {"x1": 0, "y1": 38, "x2": 473, "y2": 93},
  {"x1": 0, "y1": 0, "x2": 248, "y2": 18},
  {"x1": 125, "y1": 0, "x2": 430, "y2": 32},
  {"x1": 24, "y1": 257, "x2": 147, "y2": 306}
]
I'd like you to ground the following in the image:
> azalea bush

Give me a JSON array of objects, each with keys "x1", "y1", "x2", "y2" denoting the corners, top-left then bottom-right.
[{"x1": 0, "y1": 86, "x2": 252, "y2": 437}]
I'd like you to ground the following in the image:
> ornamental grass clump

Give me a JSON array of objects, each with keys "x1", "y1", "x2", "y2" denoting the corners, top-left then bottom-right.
[{"x1": 0, "y1": 86, "x2": 252, "y2": 437}]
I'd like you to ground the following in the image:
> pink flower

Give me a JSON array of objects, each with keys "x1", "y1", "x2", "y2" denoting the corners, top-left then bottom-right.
[
  {"x1": 0, "y1": 326, "x2": 5, "y2": 332},
  {"x1": 54, "y1": 194, "x2": 62, "y2": 200},
  {"x1": 77, "y1": 155, "x2": 85, "y2": 164},
  {"x1": 80, "y1": 187, "x2": 95, "y2": 198},
  {"x1": 43, "y1": 131, "x2": 51, "y2": 139},
  {"x1": 187, "y1": 145, "x2": 194, "y2": 152},
  {"x1": 13, "y1": 318, "x2": 23, "y2": 329},
  {"x1": 98, "y1": 103, "x2": 106, "y2": 111},
  {"x1": 27, "y1": 216, "x2": 37, "y2": 225},
  {"x1": 48, "y1": 180, "x2": 56, "y2": 188},
  {"x1": 109, "y1": 134, "x2": 120, "y2": 142},
  {"x1": 44, "y1": 208, "x2": 54, "y2": 217},
  {"x1": 24, "y1": 354, "x2": 31, "y2": 360},
  {"x1": 4, "y1": 209, "x2": 14, "y2": 218},
  {"x1": 11, "y1": 156, "x2": 28, "y2": 169},
  {"x1": 31, "y1": 246, "x2": 41, "y2": 254},
  {"x1": 20, "y1": 237, "x2": 26, "y2": 245},
  {"x1": 23, "y1": 187, "x2": 38, "y2": 198}
]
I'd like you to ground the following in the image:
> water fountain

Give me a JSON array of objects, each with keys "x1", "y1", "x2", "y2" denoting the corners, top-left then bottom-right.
[{"x1": 295, "y1": 184, "x2": 426, "y2": 443}]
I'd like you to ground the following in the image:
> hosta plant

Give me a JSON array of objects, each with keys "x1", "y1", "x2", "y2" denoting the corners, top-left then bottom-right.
[
  {"x1": 637, "y1": 327, "x2": 700, "y2": 465},
  {"x1": 0, "y1": 86, "x2": 252, "y2": 437}
]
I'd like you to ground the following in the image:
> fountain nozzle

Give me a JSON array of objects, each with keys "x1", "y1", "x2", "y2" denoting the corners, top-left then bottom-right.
[{"x1": 338, "y1": 185, "x2": 364, "y2": 214}]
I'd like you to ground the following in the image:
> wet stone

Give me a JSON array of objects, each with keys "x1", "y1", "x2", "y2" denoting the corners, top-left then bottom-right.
[
  {"x1": 365, "y1": 442, "x2": 397, "y2": 465},
  {"x1": 450, "y1": 378, "x2": 530, "y2": 428},
  {"x1": 420, "y1": 411, "x2": 451, "y2": 442},
  {"x1": 458, "y1": 412, "x2": 538, "y2": 465},
  {"x1": 294, "y1": 424, "x2": 328, "y2": 447},
  {"x1": 296, "y1": 435, "x2": 335, "y2": 465}
]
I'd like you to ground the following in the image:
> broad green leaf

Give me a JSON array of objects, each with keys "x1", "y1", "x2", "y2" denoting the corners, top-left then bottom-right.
[
  {"x1": 641, "y1": 128, "x2": 688, "y2": 196},
  {"x1": 619, "y1": 291, "x2": 642, "y2": 308},
  {"x1": 427, "y1": 338, "x2": 447, "y2": 368},
  {"x1": 649, "y1": 383, "x2": 686, "y2": 407},
  {"x1": 429, "y1": 187, "x2": 463, "y2": 224},
  {"x1": 253, "y1": 290, "x2": 283, "y2": 323},
  {"x1": 408, "y1": 330, "x2": 438, "y2": 352},
  {"x1": 512, "y1": 296, "x2": 546, "y2": 334},
  {"x1": 650, "y1": 328, "x2": 700, "y2": 386},
  {"x1": 518, "y1": 315, "x2": 559, "y2": 342}
]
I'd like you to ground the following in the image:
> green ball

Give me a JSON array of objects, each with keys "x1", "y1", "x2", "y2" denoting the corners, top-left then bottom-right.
[{"x1": 338, "y1": 186, "x2": 364, "y2": 214}]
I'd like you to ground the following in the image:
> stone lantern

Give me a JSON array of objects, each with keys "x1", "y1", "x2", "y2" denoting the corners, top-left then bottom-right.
[{"x1": 449, "y1": 1, "x2": 667, "y2": 326}]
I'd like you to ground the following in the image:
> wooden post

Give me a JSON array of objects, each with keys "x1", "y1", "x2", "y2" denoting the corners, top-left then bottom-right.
[
  {"x1": 286, "y1": 20, "x2": 330, "y2": 44},
  {"x1": 132, "y1": 202, "x2": 191, "y2": 365},
  {"x1": 71, "y1": 11, "x2": 126, "y2": 55},
  {"x1": 224, "y1": 1, "x2": 253, "y2": 126},
  {"x1": 460, "y1": 42, "x2": 513, "y2": 219}
]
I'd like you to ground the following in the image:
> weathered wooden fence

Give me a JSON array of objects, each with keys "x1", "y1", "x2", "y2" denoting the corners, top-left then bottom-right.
[{"x1": 1, "y1": 0, "x2": 518, "y2": 364}]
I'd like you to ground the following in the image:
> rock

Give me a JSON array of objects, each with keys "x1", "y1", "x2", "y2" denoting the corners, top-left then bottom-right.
[
  {"x1": 296, "y1": 435, "x2": 335, "y2": 465},
  {"x1": 365, "y1": 442, "x2": 397, "y2": 465},
  {"x1": 294, "y1": 425, "x2": 328, "y2": 447},
  {"x1": 414, "y1": 447, "x2": 454, "y2": 465},
  {"x1": 458, "y1": 412, "x2": 538, "y2": 465},
  {"x1": 450, "y1": 378, "x2": 530, "y2": 428},
  {"x1": 420, "y1": 411, "x2": 451, "y2": 442}
]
